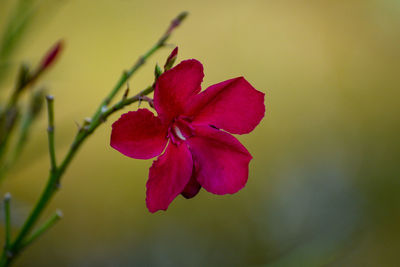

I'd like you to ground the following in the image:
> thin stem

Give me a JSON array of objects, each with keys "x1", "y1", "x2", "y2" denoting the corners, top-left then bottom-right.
[
  {"x1": 0, "y1": 64, "x2": 29, "y2": 172},
  {"x1": 0, "y1": 39, "x2": 61, "y2": 178},
  {"x1": 103, "y1": 85, "x2": 154, "y2": 118},
  {"x1": 45, "y1": 95, "x2": 57, "y2": 172},
  {"x1": 0, "y1": 12, "x2": 187, "y2": 266},
  {"x1": 7, "y1": 113, "x2": 33, "y2": 167},
  {"x1": 0, "y1": 0, "x2": 35, "y2": 85},
  {"x1": 20, "y1": 210, "x2": 63, "y2": 250},
  {"x1": 3, "y1": 193, "x2": 11, "y2": 249},
  {"x1": 0, "y1": 89, "x2": 46, "y2": 184},
  {"x1": 89, "y1": 11, "x2": 188, "y2": 129},
  {"x1": 0, "y1": 107, "x2": 19, "y2": 169},
  {"x1": 4, "y1": 85, "x2": 154, "y2": 264}
]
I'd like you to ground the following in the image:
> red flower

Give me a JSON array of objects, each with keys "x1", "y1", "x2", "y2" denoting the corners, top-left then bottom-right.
[{"x1": 111, "y1": 57, "x2": 265, "y2": 213}]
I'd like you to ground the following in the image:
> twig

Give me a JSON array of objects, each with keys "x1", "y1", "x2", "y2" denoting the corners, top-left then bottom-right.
[
  {"x1": 0, "y1": 89, "x2": 46, "y2": 181},
  {"x1": 20, "y1": 210, "x2": 63, "y2": 250},
  {"x1": 3, "y1": 193, "x2": 11, "y2": 250},
  {"x1": 89, "y1": 11, "x2": 187, "y2": 128},
  {"x1": 45, "y1": 95, "x2": 57, "y2": 173},
  {"x1": 0, "y1": 40, "x2": 62, "y2": 180}
]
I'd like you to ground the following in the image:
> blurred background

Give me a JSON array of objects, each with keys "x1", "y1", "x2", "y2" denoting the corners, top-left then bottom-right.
[{"x1": 0, "y1": 0, "x2": 399, "y2": 266}]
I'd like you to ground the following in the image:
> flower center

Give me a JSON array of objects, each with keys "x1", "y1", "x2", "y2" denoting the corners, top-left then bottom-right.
[
  {"x1": 173, "y1": 125, "x2": 186, "y2": 141},
  {"x1": 168, "y1": 117, "x2": 194, "y2": 144}
]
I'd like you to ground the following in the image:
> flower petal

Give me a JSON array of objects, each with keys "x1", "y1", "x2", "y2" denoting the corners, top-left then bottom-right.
[
  {"x1": 110, "y1": 109, "x2": 167, "y2": 160},
  {"x1": 185, "y1": 77, "x2": 265, "y2": 134},
  {"x1": 154, "y1": 59, "x2": 204, "y2": 123},
  {"x1": 181, "y1": 174, "x2": 201, "y2": 199},
  {"x1": 146, "y1": 142, "x2": 193, "y2": 213},
  {"x1": 187, "y1": 125, "x2": 252, "y2": 195}
]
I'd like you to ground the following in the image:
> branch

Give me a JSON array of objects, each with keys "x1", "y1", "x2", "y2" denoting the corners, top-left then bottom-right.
[
  {"x1": 3, "y1": 193, "x2": 11, "y2": 250},
  {"x1": 20, "y1": 210, "x2": 63, "y2": 250},
  {"x1": 89, "y1": 11, "x2": 188, "y2": 127},
  {"x1": 0, "y1": 12, "x2": 188, "y2": 266},
  {"x1": 45, "y1": 95, "x2": 57, "y2": 173}
]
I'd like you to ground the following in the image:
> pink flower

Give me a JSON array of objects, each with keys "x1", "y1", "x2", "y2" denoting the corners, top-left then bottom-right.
[{"x1": 110, "y1": 56, "x2": 265, "y2": 213}]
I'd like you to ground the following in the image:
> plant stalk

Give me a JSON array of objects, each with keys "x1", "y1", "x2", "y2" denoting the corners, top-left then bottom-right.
[{"x1": 0, "y1": 12, "x2": 187, "y2": 266}]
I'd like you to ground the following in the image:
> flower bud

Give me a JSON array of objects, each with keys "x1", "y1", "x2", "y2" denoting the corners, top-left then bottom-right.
[
  {"x1": 29, "y1": 89, "x2": 46, "y2": 118},
  {"x1": 166, "y1": 12, "x2": 188, "y2": 35},
  {"x1": 154, "y1": 64, "x2": 162, "y2": 79},
  {"x1": 39, "y1": 40, "x2": 64, "y2": 72},
  {"x1": 164, "y1": 47, "x2": 178, "y2": 71}
]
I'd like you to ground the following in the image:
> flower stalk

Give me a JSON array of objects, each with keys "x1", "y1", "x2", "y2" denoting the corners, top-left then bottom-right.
[
  {"x1": 3, "y1": 193, "x2": 11, "y2": 250},
  {"x1": 0, "y1": 89, "x2": 46, "y2": 178},
  {"x1": 45, "y1": 95, "x2": 57, "y2": 173},
  {"x1": 20, "y1": 210, "x2": 63, "y2": 250},
  {"x1": 89, "y1": 11, "x2": 187, "y2": 128},
  {"x1": 0, "y1": 40, "x2": 63, "y2": 182},
  {"x1": 0, "y1": 12, "x2": 187, "y2": 266}
]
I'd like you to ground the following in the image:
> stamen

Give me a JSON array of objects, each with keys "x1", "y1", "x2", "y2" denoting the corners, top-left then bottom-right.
[{"x1": 173, "y1": 125, "x2": 186, "y2": 140}]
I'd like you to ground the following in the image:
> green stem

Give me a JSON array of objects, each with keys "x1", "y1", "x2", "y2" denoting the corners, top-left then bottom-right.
[
  {"x1": 45, "y1": 95, "x2": 57, "y2": 172},
  {"x1": 3, "y1": 193, "x2": 11, "y2": 249},
  {"x1": 89, "y1": 19, "x2": 176, "y2": 126},
  {"x1": 20, "y1": 210, "x2": 63, "y2": 250},
  {"x1": 2, "y1": 85, "x2": 153, "y2": 266},
  {"x1": 0, "y1": 89, "x2": 46, "y2": 184},
  {"x1": 0, "y1": 12, "x2": 187, "y2": 266},
  {"x1": 0, "y1": 64, "x2": 29, "y2": 173},
  {"x1": 6, "y1": 113, "x2": 33, "y2": 169},
  {"x1": 0, "y1": 107, "x2": 19, "y2": 170}
]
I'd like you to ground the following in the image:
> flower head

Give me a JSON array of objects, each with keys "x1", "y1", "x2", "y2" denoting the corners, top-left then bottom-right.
[{"x1": 111, "y1": 51, "x2": 265, "y2": 213}]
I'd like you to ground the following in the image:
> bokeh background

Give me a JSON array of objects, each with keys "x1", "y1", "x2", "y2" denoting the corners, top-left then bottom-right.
[{"x1": 0, "y1": 0, "x2": 399, "y2": 266}]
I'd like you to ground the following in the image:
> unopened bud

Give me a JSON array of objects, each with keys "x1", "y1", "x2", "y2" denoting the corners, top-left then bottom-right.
[
  {"x1": 29, "y1": 89, "x2": 46, "y2": 118},
  {"x1": 167, "y1": 12, "x2": 188, "y2": 35},
  {"x1": 164, "y1": 47, "x2": 178, "y2": 71},
  {"x1": 39, "y1": 40, "x2": 64, "y2": 72},
  {"x1": 154, "y1": 64, "x2": 162, "y2": 79}
]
